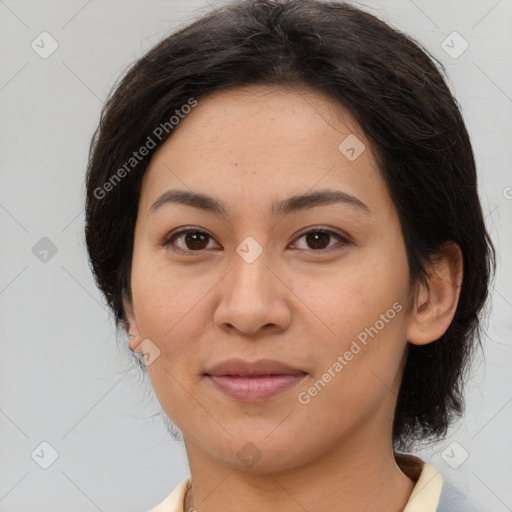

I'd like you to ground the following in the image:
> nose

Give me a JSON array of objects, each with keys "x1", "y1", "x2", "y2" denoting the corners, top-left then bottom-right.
[{"x1": 213, "y1": 246, "x2": 292, "y2": 337}]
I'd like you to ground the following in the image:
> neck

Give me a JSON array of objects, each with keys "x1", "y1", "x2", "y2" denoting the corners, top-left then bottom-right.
[{"x1": 183, "y1": 430, "x2": 416, "y2": 512}]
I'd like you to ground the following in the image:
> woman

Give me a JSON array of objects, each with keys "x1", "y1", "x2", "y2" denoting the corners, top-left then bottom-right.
[{"x1": 84, "y1": 1, "x2": 496, "y2": 510}]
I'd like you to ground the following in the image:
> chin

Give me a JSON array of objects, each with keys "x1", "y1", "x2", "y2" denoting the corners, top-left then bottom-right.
[{"x1": 208, "y1": 433, "x2": 308, "y2": 474}]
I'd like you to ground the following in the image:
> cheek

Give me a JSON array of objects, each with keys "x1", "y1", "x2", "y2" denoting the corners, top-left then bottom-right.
[
  {"x1": 129, "y1": 258, "x2": 207, "y2": 409},
  {"x1": 303, "y1": 255, "x2": 407, "y2": 349},
  {"x1": 294, "y1": 281, "x2": 408, "y2": 440},
  {"x1": 298, "y1": 246, "x2": 410, "y2": 400},
  {"x1": 130, "y1": 250, "x2": 213, "y2": 339}
]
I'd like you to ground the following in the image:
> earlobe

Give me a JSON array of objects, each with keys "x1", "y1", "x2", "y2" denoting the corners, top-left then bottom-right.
[
  {"x1": 406, "y1": 241, "x2": 463, "y2": 346},
  {"x1": 123, "y1": 299, "x2": 142, "y2": 352}
]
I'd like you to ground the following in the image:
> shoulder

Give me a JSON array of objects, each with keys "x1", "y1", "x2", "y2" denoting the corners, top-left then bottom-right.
[
  {"x1": 437, "y1": 480, "x2": 490, "y2": 512},
  {"x1": 146, "y1": 476, "x2": 191, "y2": 512},
  {"x1": 396, "y1": 453, "x2": 490, "y2": 512}
]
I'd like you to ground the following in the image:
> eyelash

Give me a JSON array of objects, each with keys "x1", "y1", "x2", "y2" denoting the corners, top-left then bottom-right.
[{"x1": 161, "y1": 226, "x2": 351, "y2": 255}]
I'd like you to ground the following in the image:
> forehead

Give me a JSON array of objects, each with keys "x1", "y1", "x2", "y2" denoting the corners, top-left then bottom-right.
[{"x1": 138, "y1": 84, "x2": 391, "y2": 219}]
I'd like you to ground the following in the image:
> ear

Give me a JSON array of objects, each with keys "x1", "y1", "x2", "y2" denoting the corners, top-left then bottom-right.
[
  {"x1": 124, "y1": 298, "x2": 142, "y2": 353},
  {"x1": 406, "y1": 241, "x2": 463, "y2": 346}
]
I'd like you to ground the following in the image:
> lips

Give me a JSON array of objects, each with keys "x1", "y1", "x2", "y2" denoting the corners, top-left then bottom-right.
[
  {"x1": 204, "y1": 358, "x2": 307, "y2": 401},
  {"x1": 204, "y1": 358, "x2": 306, "y2": 377}
]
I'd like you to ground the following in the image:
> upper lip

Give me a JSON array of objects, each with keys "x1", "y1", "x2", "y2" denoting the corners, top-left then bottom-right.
[{"x1": 204, "y1": 358, "x2": 306, "y2": 377}]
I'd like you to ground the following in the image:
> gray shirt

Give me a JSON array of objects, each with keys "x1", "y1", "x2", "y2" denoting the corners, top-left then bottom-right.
[{"x1": 437, "y1": 481, "x2": 489, "y2": 512}]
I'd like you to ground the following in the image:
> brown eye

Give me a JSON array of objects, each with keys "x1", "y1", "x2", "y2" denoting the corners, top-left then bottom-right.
[
  {"x1": 164, "y1": 229, "x2": 217, "y2": 252},
  {"x1": 182, "y1": 231, "x2": 210, "y2": 250},
  {"x1": 292, "y1": 228, "x2": 350, "y2": 252},
  {"x1": 304, "y1": 231, "x2": 331, "y2": 250}
]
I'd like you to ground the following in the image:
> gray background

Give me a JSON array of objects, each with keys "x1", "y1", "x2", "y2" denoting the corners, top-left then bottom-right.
[{"x1": 0, "y1": 0, "x2": 511, "y2": 511}]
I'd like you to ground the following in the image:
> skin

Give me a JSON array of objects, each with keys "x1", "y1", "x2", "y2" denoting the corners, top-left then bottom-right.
[{"x1": 125, "y1": 84, "x2": 463, "y2": 512}]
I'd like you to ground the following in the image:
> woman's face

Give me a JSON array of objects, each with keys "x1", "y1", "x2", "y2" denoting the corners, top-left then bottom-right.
[{"x1": 127, "y1": 84, "x2": 416, "y2": 472}]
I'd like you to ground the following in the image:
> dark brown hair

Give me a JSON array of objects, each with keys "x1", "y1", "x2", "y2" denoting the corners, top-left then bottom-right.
[{"x1": 84, "y1": 0, "x2": 496, "y2": 450}]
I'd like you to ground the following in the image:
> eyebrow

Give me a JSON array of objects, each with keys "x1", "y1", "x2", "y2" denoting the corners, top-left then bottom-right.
[{"x1": 148, "y1": 188, "x2": 371, "y2": 217}]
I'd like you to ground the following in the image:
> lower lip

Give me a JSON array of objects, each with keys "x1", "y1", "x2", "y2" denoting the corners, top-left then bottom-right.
[{"x1": 206, "y1": 374, "x2": 306, "y2": 401}]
